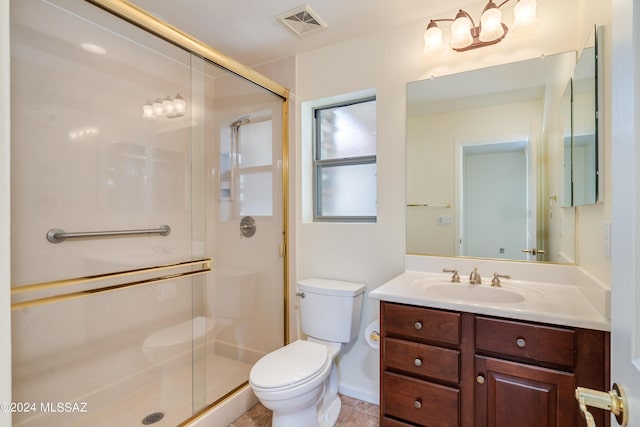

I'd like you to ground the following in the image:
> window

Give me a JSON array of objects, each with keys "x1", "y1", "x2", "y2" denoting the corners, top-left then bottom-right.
[{"x1": 313, "y1": 97, "x2": 377, "y2": 222}]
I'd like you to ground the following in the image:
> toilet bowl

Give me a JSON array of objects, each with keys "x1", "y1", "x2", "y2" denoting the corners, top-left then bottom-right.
[
  {"x1": 143, "y1": 316, "x2": 215, "y2": 365},
  {"x1": 249, "y1": 278, "x2": 365, "y2": 427},
  {"x1": 142, "y1": 316, "x2": 219, "y2": 407}
]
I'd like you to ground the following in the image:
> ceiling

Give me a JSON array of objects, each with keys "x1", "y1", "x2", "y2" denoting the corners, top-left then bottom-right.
[{"x1": 127, "y1": 0, "x2": 473, "y2": 67}]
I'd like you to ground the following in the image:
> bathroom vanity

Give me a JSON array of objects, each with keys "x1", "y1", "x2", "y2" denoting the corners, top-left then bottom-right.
[{"x1": 370, "y1": 266, "x2": 610, "y2": 427}]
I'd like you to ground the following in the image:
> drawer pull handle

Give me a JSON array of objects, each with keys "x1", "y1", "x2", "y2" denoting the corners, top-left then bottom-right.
[
  {"x1": 516, "y1": 337, "x2": 527, "y2": 348},
  {"x1": 414, "y1": 358, "x2": 423, "y2": 367},
  {"x1": 414, "y1": 321, "x2": 423, "y2": 330},
  {"x1": 414, "y1": 399, "x2": 422, "y2": 409},
  {"x1": 477, "y1": 374, "x2": 485, "y2": 384}
]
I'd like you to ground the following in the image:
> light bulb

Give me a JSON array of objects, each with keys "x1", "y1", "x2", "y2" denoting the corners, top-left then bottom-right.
[
  {"x1": 450, "y1": 11, "x2": 473, "y2": 50},
  {"x1": 423, "y1": 21, "x2": 443, "y2": 54},
  {"x1": 173, "y1": 93, "x2": 186, "y2": 115},
  {"x1": 163, "y1": 96, "x2": 175, "y2": 117},
  {"x1": 152, "y1": 98, "x2": 164, "y2": 116},
  {"x1": 479, "y1": 2, "x2": 504, "y2": 42},
  {"x1": 513, "y1": 0, "x2": 537, "y2": 33},
  {"x1": 143, "y1": 102, "x2": 154, "y2": 119}
]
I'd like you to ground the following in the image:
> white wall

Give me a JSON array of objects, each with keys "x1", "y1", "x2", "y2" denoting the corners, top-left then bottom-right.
[
  {"x1": 574, "y1": 0, "x2": 613, "y2": 284},
  {"x1": 294, "y1": 0, "x2": 605, "y2": 403},
  {"x1": 1, "y1": 0, "x2": 12, "y2": 425}
]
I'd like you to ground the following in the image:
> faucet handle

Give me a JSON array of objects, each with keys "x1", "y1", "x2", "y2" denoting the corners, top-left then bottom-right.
[
  {"x1": 443, "y1": 268, "x2": 460, "y2": 283},
  {"x1": 491, "y1": 273, "x2": 511, "y2": 287}
]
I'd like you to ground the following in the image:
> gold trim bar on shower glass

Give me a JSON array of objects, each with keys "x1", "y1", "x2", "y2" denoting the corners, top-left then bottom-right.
[
  {"x1": 46, "y1": 224, "x2": 171, "y2": 243},
  {"x1": 11, "y1": 258, "x2": 212, "y2": 310},
  {"x1": 85, "y1": 0, "x2": 289, "y2": 100}
]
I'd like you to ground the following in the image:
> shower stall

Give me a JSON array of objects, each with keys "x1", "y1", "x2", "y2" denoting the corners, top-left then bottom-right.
[{"x1": 9, "y1": 0, "x2": 288, "y2": 425}]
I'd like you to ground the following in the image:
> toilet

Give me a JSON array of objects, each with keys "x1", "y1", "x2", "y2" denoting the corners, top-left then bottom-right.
[
  {"x1": 249, "y1": 278, "x2": 365, "y2": 427},
  {"x1": 142, "y1": 316, "x2": 217, "y2": 365},
  {"x1": 142, "y1": 316, "x2": 220, "y2": 406}
]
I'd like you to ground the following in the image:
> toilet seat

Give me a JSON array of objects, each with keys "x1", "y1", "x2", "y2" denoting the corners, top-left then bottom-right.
[{"x1": 250, "y1": 340, "x2": 329, "y2": 391}]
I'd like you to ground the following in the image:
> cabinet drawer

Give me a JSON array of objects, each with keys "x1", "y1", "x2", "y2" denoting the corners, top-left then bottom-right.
[
  {"x1": 381, "y1": 416, "x2": 416, "y2": 426},
  {"x1": 383, "y1": 372, "x2": 459, "y2": 427},
  {"x1": 476, "y1": 317, "x2": 575, "y2": 367},
  {"x1": 383, "y1": 302, "x2": 460, "y2": 345},
  {"x1": 384, "y1": 337, "x2": 460, "y2": 383}
]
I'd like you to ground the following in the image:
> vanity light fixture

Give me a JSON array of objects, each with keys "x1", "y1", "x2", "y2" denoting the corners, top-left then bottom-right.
[
  {"x1": 423, "y1": 0, "x2": 537, "y2": 54},
  {"x1": 143, "y1": 93, "x2": 186, "y2": 119}
]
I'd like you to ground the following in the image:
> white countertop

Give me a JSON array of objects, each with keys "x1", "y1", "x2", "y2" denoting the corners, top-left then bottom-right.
[{"x1": 369, "y1": 271, "x2": 610, "y2": 331}]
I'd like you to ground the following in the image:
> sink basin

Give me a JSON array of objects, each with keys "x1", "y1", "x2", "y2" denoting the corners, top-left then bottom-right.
[{"x1": 425, "y1": 284, "x2": 525, "y2": 304}]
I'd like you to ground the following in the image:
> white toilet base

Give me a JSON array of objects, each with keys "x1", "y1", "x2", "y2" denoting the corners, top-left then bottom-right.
[
  {"x1": 272, "y1": 404, "x2": 318, "y2": 427},
  {"x1": 318, "y1": 394, "x2": 341, "y2": 427}
]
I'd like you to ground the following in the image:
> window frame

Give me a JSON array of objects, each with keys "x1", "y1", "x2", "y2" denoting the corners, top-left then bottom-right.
[{"x1": 312, "y1": 96, "x2": 377, "y2": 223}]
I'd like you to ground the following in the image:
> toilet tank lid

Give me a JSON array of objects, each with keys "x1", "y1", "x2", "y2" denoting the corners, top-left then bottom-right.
[{"x1": 298, "y1": 278, "x2": 365, "y2": 296}]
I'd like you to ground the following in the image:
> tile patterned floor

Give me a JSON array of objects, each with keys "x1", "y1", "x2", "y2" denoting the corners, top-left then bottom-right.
[{"x1": 228, "y1": 394, "x2": 379, "y2": 426}]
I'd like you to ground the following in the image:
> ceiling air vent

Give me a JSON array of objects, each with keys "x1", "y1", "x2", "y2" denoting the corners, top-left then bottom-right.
[{"x1": 277, "y1": 5, "x2": 328, "y2": 36}]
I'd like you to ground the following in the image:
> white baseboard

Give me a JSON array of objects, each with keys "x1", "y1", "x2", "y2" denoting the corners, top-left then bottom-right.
[{"x1": 338, "y1": 383, "x2": 379, "y2": 406}]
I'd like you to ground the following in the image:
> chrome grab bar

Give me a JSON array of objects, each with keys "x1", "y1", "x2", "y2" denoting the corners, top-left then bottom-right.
[{"x1": 47, "y1": 225, "x2": 171, "y2": 243}]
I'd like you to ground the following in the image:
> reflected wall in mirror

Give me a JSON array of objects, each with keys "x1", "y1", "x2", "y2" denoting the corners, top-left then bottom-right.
[
  {"x1": 565, "y1": 25, "x2": 602, "y2": 206},
  {"x1": 407, "y1": 52, "x2": 578, "y2": 264}
]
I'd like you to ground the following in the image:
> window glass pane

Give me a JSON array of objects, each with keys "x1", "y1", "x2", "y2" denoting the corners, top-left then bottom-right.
[
  {"x1": 319, "y1": 163, "x2": 377, "y2": 217},
  {"x1": 318, "y1": 100, "x2": 376, "y2": 160},
  {"x1": 239, "y1": 119, "x2": 272, "y2": 168},
  {"x1": 240, "y1": 171, "x2": 272, "y2": 216}
]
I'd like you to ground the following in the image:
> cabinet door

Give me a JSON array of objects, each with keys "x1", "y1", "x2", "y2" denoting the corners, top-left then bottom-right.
[{"x1": 475, "y1": 356, "x2": 575, "y2": 427}]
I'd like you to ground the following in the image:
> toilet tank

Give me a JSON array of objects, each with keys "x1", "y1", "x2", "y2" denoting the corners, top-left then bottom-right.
[{"x1": 297, "y1": 278, "x2": 365, "y2": 343}]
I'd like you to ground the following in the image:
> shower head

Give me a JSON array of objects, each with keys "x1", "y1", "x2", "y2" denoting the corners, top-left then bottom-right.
[{"x1": 230, "y1": 115, "x2": 251, "y2": 131}]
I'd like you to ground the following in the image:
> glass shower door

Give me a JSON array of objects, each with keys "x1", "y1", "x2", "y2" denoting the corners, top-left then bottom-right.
[
  {"x1": 10, "y1": 0, "x2": 287, "y2": 424},
  {"x1": 200, "y1": 60, "x2": 286, "y2": 407}
]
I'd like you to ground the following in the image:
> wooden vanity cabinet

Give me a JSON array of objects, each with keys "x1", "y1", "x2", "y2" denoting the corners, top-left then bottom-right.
[{"x1": 379, "y1": 301, "x2": 610, "y2": 427}]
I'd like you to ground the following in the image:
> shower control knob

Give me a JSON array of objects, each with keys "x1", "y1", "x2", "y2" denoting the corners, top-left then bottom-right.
[{"x1": 414, "y1": 321, "x2": 423, "y2": 330}]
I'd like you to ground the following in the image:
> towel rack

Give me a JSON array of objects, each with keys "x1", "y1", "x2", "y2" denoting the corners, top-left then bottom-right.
[
  {"x1": 406, "y1": 203, "x2": 451, "y2": 208},
  {"x1": 11, "y1": 258, "x2": 212, "y2": 310},
  {"x1": 47, "y1": 225, "x2": 171, "y2": 243}
]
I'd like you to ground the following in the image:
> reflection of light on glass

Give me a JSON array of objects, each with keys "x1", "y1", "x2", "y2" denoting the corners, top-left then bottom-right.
[
  {"x1": 80, "y1": 43, "x2": 106, "y2": 55},
  {"x1": 173, "y1": 94, "x2": 186, "y2": 114},
  {"x1": 143, "y1": 94, "x2": 186, "y2": 119},
  {"x1": 153, "y1": 99, "x2": 164, "y2": 116},
  {"x1": 163, "y1": 96, "x2": 175, "y2": 117},
  {"x1": 69, "y1": 126, "x2": 100, "y2": 141},
  {"x1": 143, "y1": 102, "x2": 154, "y2": 118}
]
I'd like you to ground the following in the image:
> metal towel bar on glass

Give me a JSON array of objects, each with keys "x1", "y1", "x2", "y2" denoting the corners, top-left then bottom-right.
[
  {"x1": 46, "y1": 225, "x2": 171, "y2": 243},
  {"x1": 406, "y1": 203, "x2": 451, "y2": 208}
]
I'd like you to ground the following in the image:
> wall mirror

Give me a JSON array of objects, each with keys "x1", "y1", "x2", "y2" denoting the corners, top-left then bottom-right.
[
  {"x1": 564, "y1": 26, "x2": 602, "y2": 207},
  {"x1": 406, "y1": 51, "x2": 579, "y2": 264}
]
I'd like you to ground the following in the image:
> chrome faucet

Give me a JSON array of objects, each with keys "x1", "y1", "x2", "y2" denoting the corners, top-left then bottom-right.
[
  {"x1": 469, "y1": 268, "x2": 481, "y2": 285},
  {"x1": 491, "y1": 273, "x2": 511, "y2": 287},
  {"x1": 443, "y1": 268, "x2": 460, "y2": 283}
]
